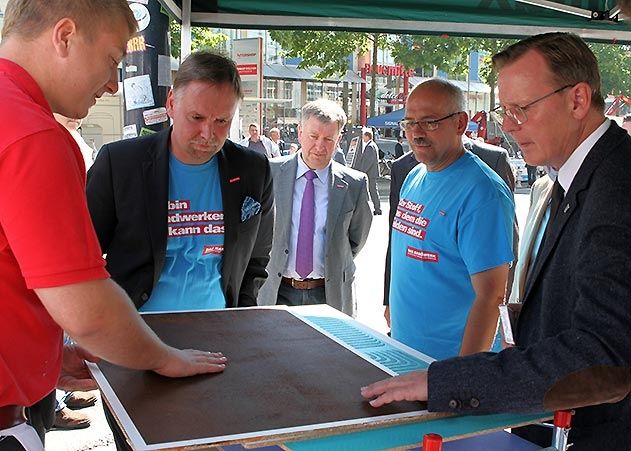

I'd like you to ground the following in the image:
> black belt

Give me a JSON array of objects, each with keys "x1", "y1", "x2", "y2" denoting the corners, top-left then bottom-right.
[
  {"x1": 281, "y1": 277, "x2": 325, "y2": 290},
  {"x1": 0, "y1": 405, "x2": 26, "y2": 430}
]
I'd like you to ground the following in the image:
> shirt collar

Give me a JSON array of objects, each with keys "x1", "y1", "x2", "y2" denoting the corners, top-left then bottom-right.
[
  {"x1": 0, "y1": 58, "x2": 52, "y2": 114},
  {"x1": 296, "y1": 153, "x2": 330, "y2": 183},
  {"x1": 557, "y1": 119, "x2": 610, "y2": 193}
]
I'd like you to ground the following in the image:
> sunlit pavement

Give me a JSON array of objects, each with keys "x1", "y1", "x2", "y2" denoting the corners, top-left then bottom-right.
[{"x1": 46, "y1": 179, "x2": 531, "y2": 451}]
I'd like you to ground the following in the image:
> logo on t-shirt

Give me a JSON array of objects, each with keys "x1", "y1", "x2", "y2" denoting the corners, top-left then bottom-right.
[
  {"x1": 406, "y1": 246, "x2": 439, "y2": 263},
  {"x1": 202, "y1": 245, "x2": 224, "y2": 256}
]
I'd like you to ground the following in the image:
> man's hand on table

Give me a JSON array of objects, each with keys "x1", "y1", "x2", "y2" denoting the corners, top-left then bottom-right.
[
  {"x1": 361, "y1": 370, "x2": 429, "y2": 407},
  {"x1": 153, "y1": 349, "x2": 227, "y2": 378}
]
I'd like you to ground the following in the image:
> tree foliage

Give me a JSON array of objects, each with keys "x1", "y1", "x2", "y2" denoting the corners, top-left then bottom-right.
[
  {"x1": 390, "y1": 35, "x2": 470, "y2": 75},
  {"x1": 589, "y1": 43, "x2": 631, "y2": 96},
  {"x1": 268, "y1": 30, "x2": 370, "y2": 79},
  {"x1": 169, "y1": 20, "x2": 228, "y2": 59},
  {"x1": 262, "y1": 30, "x2": 631, "y2": 116},
  {"x1": 390, "y1": 35, "x2": 517, "y2": 109},
  {"x1": 471, "y1": 38, "x2": 516, "y2": 108},
  {"x1": 268, "y1": 31, "x2": 389, "y2": 116}
]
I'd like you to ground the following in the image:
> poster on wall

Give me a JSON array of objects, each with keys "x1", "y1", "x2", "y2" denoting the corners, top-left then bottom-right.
[
  {"x1": 232, "y1": 38, "x2": 263, "y2": 135},
  {"x1": 123, "y1": 74, "x2": 155, "y2": 111}
]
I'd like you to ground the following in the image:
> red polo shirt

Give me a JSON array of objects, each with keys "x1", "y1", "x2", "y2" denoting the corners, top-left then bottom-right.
[{"x1": 0, "y1": 58, "x2": 108, "y2": 407}]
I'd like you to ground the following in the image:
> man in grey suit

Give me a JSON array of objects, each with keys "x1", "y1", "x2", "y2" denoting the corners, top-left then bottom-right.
[
  {"x1": 383, "y1": 137, "x2": 517, "y2": 328},
  {"x1": 352, "y1": 128, "x2": 382, "y2": 215},
  {"x1": 362, "y1": 33, "x2": 631, "y2": 450},
  {"x1": 257, "y1": 99, "x2": 372, "y2": 317}
]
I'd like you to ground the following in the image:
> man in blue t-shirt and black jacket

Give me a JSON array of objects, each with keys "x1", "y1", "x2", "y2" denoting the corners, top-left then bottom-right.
[{"x1": 86, "y1": 51, "x2": 273, "y2": 451}]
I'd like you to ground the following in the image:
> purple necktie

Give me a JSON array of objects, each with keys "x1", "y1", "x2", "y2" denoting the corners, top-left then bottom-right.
[{"x1": 296, "y1": 170, "x2": 316, "y2": 278}]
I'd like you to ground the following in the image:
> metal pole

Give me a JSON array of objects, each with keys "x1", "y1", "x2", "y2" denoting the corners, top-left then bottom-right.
[
  {"x1": 551, "y1": 410, "x2": 572, "y2": 451},
  {"x1": 181, "y1": 0, "x2": 192, "y2": 60},
  {"x1": 466, "y1": 52, "x2": 471, "y2": 116}
]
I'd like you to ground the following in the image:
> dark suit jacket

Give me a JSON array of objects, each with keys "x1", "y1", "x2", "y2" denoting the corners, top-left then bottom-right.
[
  {"x1": 383, "y1": 140, "x2": 517, "y2": 305},
  {"x1": 428, "y1": 122, "x2": 631, "y2": 450},
  {"x1": 86, "y1": 128, "x2": 274, "y2": 309}
]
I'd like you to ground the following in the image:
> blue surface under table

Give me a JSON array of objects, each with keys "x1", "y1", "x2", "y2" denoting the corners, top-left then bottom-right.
[{"x1": 223, "y1": 310, "x2": 548, "y2": 451}]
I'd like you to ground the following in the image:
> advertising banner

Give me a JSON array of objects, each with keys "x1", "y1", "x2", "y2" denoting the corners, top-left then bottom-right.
[{"x1": 232, "y1": 38, "x2": 263, "y2": 134}]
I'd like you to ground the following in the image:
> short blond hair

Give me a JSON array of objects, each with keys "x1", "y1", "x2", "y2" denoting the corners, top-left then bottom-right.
[
  {"x1": 2, "y1": 0, "x2": 137, "y2": 40},
  {"x1": 492, "y1": 32, "x2": 604, "y2": 111}
]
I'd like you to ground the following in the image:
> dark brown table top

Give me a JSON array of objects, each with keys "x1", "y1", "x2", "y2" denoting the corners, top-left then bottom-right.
[{"x1": 96, "y1": 308, "x2": 430, "y2": 448}]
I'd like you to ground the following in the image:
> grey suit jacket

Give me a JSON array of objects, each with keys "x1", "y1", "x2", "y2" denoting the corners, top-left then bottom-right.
[
  {"x1": 383, "y1": 140, "x2": 517, "y2": 305},
  {"x1": 507, "y1": 176, "x2": 554, "y2": 304},
  {"x1": 257, "y1": 153, "x2": 373, "y2": 316},
  {"x1": 352, "y1": 140, "x2": 379, "y2": 179},
  {"x1": 428, "y1": 122, "x2": 631, "y2": 449}
]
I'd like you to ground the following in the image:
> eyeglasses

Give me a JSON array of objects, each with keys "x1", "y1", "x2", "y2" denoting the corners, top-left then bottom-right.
[
  {"x1": 399, "y1": 112, "x2": 462, "y2": 132},
  {"x1": 491, "y1": 84, "x2": 573, "y2": 126}
]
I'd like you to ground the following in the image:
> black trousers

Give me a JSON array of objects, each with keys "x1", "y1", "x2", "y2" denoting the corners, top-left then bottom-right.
[
  {"x1": 25, "y1": 391, "x2": 55, "y2": 445},
  {"x1": 0, "y1": 436, "x2": 25, "y2": 451}
]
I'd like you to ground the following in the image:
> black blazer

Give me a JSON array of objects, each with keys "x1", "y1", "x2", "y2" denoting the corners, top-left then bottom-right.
[
  {"x1": 86, "y1": 128, "x2": 273, "y2": 309},
  {"x1": 383, "y1": 141, "x2": 517, "y2": 306},
  {"x1": 428, "y1": 122, "x2": 631, "y2": 450},
  {"x1": 394, "y1": 142, "x2": 404, "y2": 159}
]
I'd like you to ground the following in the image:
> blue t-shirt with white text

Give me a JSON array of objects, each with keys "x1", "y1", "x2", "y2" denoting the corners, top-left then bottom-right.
[
  {"x1": 390, "y1": 152, "x2": 514, "y2": 360},
  {"x1": 141, "y1": 153, "x2": 225, "y2": 312}
]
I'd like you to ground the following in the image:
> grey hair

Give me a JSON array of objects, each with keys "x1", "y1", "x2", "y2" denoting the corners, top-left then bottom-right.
[{"x1": 301, "y1": 99, "x2": 347, "y2": 132}]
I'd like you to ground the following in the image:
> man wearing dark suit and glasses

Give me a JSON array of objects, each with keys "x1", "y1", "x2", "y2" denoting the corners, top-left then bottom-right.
[{"x1": 362, "y1": 33, "x2": 631, "y2": 451}]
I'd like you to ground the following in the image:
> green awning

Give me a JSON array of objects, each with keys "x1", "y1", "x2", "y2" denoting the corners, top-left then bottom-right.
[{"x1": 159, "y1": 1, "x2": 631, "y2": 43}]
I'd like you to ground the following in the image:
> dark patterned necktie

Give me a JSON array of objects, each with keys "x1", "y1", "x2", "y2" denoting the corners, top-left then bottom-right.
[{"x1": 539, "y1": 180, "x2": 565, "y2": 253}]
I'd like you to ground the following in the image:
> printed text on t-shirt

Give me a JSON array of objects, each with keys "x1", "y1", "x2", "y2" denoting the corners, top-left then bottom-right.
[
  {"x1": 167, "y1": 199, "x2": 225, "y2": 237},
  {"x1": 393, "y1": 198, "x2": 429, "y2": 240}
]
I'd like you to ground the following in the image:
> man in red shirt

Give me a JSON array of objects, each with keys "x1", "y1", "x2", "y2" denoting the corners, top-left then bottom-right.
[{"x1": 0, "y1": 2, "x2": 227, "y2": 449}]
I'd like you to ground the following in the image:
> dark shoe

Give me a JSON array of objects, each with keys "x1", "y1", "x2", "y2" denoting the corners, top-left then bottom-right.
[
  {"x1": 65, "y1": 390, "x2": 97, "y2": 409},
  {"x1": 373, "y1": 210, "x2": 382, "y2": 215},
  {"x1": 54, "y1": 407, "x2": 91, "y2": 430}
]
